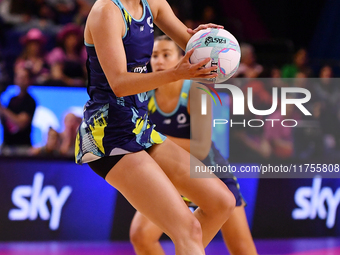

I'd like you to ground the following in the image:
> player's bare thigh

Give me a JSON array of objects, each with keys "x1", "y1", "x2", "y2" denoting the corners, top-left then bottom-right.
[
  {"x1": 104, "y1": 150, "x2": 201, "y2": 240},
  {"x1": 147, "y1": 138, "x2": 235, "y2": 213}
]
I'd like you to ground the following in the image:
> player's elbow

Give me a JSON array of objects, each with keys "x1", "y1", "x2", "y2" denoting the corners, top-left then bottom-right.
[
  {"x1": 112, "y1": 88, "x2": 124, "y2": 97},
  {"x1": 195, "y1": 144, "x2": 211, "y2": 161},
  {"x1": 110, "y1": 84, "x2": 125, "y2": 98},
  {"x1": 197, "y1": 149, "x2": 210, "y2": 161}
]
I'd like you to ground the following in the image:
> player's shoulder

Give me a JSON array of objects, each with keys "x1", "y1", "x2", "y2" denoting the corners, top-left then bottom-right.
[
  {"x1": 86, "y1": 0, "x2": 123, "y2": 32},
  {"x1": 145, "y1": 0, "x2": 167, "y2": 17},
  {"x1": 90, "y1": 0, "x2": 120, "y2": 17}
]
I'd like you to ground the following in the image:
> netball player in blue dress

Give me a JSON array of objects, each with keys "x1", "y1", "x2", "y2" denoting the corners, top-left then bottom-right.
[
  {"x1": 129, "y1": 35, "x2": 258, "y2": 255},
  {"x1": 75, "y1": 0, "x2": 236, "y2": 254}
]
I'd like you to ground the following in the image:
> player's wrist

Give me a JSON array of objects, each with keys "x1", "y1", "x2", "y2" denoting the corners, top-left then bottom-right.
[{"x1": 166, "y1": 67, "x2": 181, "y2": 83}]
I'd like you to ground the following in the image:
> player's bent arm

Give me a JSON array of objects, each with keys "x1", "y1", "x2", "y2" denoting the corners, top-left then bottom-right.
[
  {"x1": 86, "y1": 1, "x2": 218, "y2": 97},
  {"x1": 187, "y1": 83, "x2": 212, "y2": 160},
  {"x1": 110, "y1": 51, "x2": 217, "y2": 97},
  {"x1": 86, "y1": 1, "x2": 217, "y2": 97}
]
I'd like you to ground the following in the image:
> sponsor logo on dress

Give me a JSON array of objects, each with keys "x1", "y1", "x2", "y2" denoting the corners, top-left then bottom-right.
[
  {"x1": 147, "y1": 16, "x2": 154, "y2": 33},
  {"x1": 147, "y1": 16, "x2": 153, "y2": 27},
  {"x1": 133, "y1": 66, "x2": 147, "y2": 73},
  {"x1": 163, "y1": 119, "x2": 171, "y2": 124},
  {"x1": 177, "y1": 113, "x2": 187, "y2": 124}
]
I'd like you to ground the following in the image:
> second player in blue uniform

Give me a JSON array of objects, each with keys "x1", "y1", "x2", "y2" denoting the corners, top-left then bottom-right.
[{"x1": 130, "y1": 35, "x2": 258, "y2": 255}]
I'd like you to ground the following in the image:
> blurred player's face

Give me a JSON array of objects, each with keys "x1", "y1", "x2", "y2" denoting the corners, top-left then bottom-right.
[{"x1": 151, "y1": 40, "x2": 182, "y2": 72}]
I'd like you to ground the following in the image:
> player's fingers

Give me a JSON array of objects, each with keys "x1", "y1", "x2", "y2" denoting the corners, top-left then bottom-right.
[
  {"x1": 197, "y1": 72, "x2": 218, "y2": 79},
  {"x1": 187, "y1": 23, "x2": 224, "y2": 35},
  {"x1": 198, "y1": 65, "x2": 218, "y2": 74},
  {"x1": 205, "y1": 23, "x2": 224, "y2": 29},
  {"x1": 188, "y1": 25, "x2": 207, "y2": 35},
  {"x1": 183, "y1": 48, "x2": 195, "y2": 61},
  {"x1": 195, "y1": 67, "x2": 218, "y2": 78},
  {"x1": 194, "y1": 57, "x2": 210, "y2": 68},
  {"x1": 191, "y1": 60, "x2": 217, "y2": 74}
]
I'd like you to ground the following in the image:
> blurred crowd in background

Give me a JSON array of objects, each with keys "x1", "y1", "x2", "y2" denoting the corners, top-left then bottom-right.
[
  {"x1": 0, "y1": 0, "x2": 91, "y2": 91},
  {"x1": 0, "y1": 0, "x2": 339, "y2": 162}
]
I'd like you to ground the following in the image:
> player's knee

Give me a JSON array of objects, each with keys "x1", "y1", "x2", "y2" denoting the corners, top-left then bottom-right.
[
  {"x1": 208, "y1": 188, "x2": 236, "y2": 220},
  {"x1": 188, "y1": 216, "x2": 203, "y2": 241},
  {"x1": 130, "y1": 224, "x2": 151, "y2": 249},
  {"x1": 221, "y1": 188, "x2": 236, "y2": 218},
  {"x1": 172, "y1": 215, "x2": 202, "y2": 244}
]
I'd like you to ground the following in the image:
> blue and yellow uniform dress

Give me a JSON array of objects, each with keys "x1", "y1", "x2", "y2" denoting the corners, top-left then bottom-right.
[
  {"x1": 148, "y1": 80, "x2": 244, "y2": 206},
  {"x1": 75, "y1": 0, "x2": 166, "y2": 164}
]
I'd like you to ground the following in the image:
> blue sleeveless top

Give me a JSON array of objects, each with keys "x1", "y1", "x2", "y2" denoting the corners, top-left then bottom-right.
[
  {"x1": 86, "y1": 0, "x2": 154, "y2": 100},
  {"x1": 75, "y1": 0, "x2": 165, "y2": 164},
  {"x1": 148, "y1": 81, "x2": 230, "y2": 168},
  {"x1": 148, "y1": 80, "x2": 191, "y2": 138}
]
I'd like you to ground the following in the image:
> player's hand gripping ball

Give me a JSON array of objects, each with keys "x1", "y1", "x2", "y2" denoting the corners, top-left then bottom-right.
[{"x1": 185, "y1": 28, "x2": 241, "y2": 84}]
